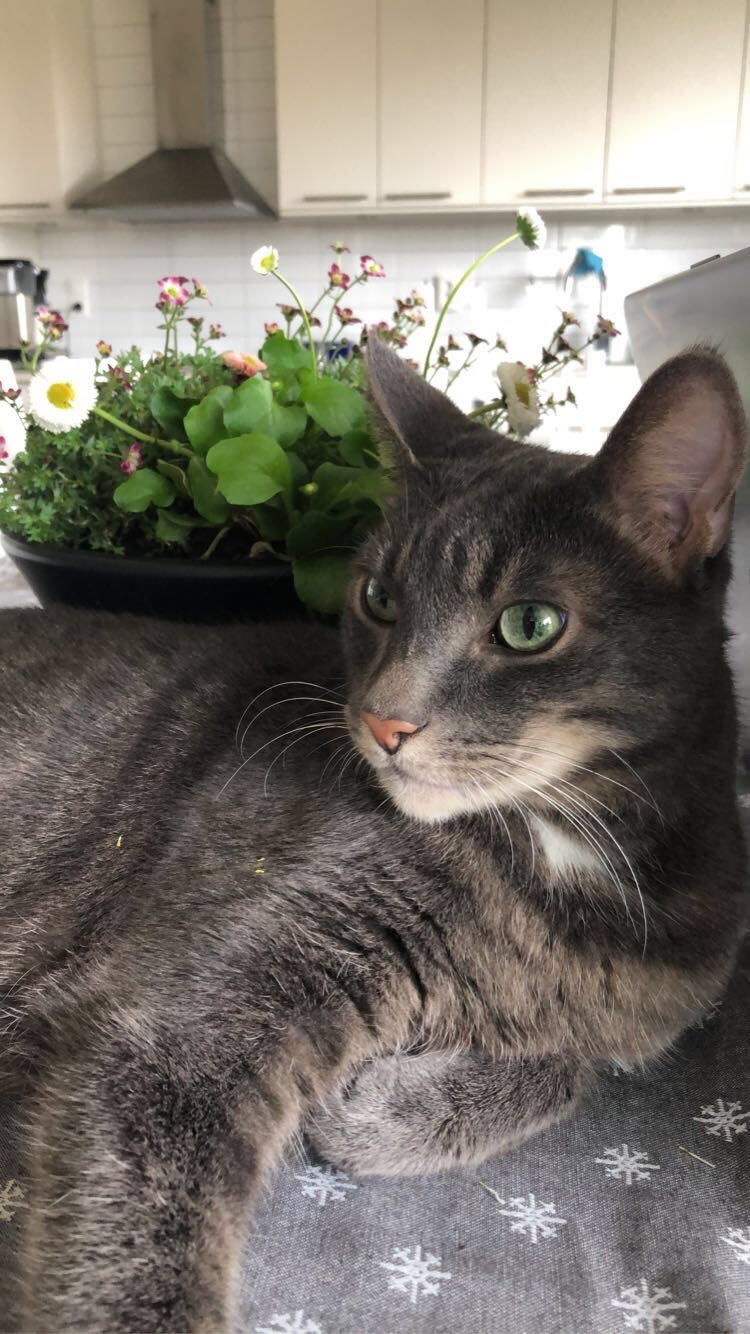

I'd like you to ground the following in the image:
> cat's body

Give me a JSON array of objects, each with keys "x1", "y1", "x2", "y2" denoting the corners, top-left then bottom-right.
[{"x1": 0, "y1": 342, "x2": 746, "y2": 1331}]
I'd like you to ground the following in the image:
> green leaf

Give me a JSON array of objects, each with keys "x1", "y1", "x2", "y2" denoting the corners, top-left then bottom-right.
[
  {"x1": 252, "y1": 500, "x2": 289, "y2": 541},
  {"x1": 338, "y1": 429, "x2": 372, "y2": 467},
  {"x1": 155, "y1": 510, "x2": 195, "y2": 543},
  {"x1": 114, "y1": 467, "x2": 175, "y2": 512},
  {"x1": 184, "y1": 385, "x2": 233, "y2": 454},
  {"x1": 260, "y1": 332, "x2": 311, "y2": 377},
  {"x1": 222, "y1": 376, "x2": 273, "y2": 437},
  {"x1": 286, "y1": 451, "x2": 309, "y2": 491},
  {"x1": 299, "y1": 372, "x2": 366, "y2": 438},
  {"x1": 206, "y1": 433, "x2": 291, "y2": 506},
  {"x1": 336, "y1": 469, "x2": 393, "y2": 512},
  {"x1": 286, "y1": 511, "x2": 355, "y2": 559},
  {"x1": 149, "y1": 387, "x2": 194, "y2": 439},
  {"x1": 187, "y1": 456, "x2": 230, "y2": 524},
  {"x1": 156, "y1": 459, "x2": 191, "y2": 498},
  {"x1": 293, "y1": 552, "x2": 353, "y2": 614},
  {"x1": 270, "y1": 400, "x2": 307, "y2": 448}
]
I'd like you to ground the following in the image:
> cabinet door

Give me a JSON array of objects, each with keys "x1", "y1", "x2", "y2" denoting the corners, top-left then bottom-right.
[
  {"x1": 379, "y1": 0, "x2": 484, "y2": 207},
  {"x1": 0, "y1": 1, "x2": 58, "y2": 209},
  {"x1": 275, "y1": 0, "x2": 377, "y2": 212},
  {"x1": 484, "y1": 1, "x2": 612, "y2": 205},
  {"x1": 606, "y1": 0, "x2": 746, "y2": 200}
]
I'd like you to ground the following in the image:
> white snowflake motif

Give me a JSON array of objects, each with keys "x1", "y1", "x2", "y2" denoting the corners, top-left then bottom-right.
[
  {"x1": 612, "y1": 1278, "x2": 686, "y2": 1332},
  {"x1": 693, "y1": 1098, "x2": 749, "y2": 1142},
  {"x1": 379, "y1": 1245, "x2": 452, "y2": 1303},
  {"x1": 485, "y1": 1190, "x2": 566, "y2": 1244},
  {"x1": 596, "y1": 1144, "x2": 661, "y2": 1185},
  {"x1": 294, "y1": 1164, "x2": 357, "y2": 1207},
  {"x1": 255, "y1": 1312, "x2": 322, "y2": 1334},
  {"x1": 0, "y1": 1178, "x2": 25, "y2": 1222},
  {"x1": 722, "y1": 1227, "x2": 750, "y2": 1265}
]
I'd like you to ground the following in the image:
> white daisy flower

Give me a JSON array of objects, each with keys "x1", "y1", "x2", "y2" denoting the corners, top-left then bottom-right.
[
  {"x1": 515, "y1": 207, "x2": 547, "y2": 250},
  {"x1": 29, "y1": 357, "x2": 97, "y2": 434},
  {"x1": 0, "y1": 400, "x2": 27, "y2": 466},
  {"x1": 250, "y1": 245, "x2": 280, "y2": 275},
  {"x1": 497, "y1": 361, "x2": 541, "y2": 436}
]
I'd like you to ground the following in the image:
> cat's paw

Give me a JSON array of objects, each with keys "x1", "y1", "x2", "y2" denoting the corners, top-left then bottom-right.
[{"x1": 305, "y1": 1059, "x2": 441, "y2": 1177}]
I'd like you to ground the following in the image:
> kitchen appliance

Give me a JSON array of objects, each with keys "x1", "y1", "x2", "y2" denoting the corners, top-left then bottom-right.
[
  {"x1": 625, "y1": 247, "x2": 750, "y2": 762},
  {"x1": 0, "y1": 260, "x2": 47, "y2": 359},
  {"x1": 71, "y1": 0, "x2": 273, "y2": 221}
]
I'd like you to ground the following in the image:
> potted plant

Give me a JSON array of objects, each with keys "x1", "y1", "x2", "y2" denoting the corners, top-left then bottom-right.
[{"x1": 0, "y1": 210, "x2": 616, "y2": 620}]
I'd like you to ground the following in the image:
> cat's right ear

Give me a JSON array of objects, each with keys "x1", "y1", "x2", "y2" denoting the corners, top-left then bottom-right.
[
  {"x1": 592, "y1": 347, "x2": 747, "y2": 576},
  {"x1": 365, "y1": 333, "x2": 477, "y2": 470}
]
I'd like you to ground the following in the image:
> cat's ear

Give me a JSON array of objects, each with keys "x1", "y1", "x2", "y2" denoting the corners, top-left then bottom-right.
[
  {"x1": 365, "y1": 334, "x2": 477, "y2": 468},
  {"x1": 593, "y1": 348, "x2": 746, "y2": 574}
]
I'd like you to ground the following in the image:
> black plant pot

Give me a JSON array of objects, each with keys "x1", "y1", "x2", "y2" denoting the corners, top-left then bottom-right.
[{"x1": 1, "y1": 533, "x2": 304, "y2": 622}]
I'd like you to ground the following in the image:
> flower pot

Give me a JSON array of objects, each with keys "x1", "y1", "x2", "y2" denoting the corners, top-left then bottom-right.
[{"x1": 0, "y1": 533, "x2": 304, "y2": 622}]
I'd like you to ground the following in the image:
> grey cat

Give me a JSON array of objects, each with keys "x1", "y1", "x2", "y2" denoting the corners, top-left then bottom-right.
[{"x1": 0, "y1": 339, "x2": 746, "y2": 1333}]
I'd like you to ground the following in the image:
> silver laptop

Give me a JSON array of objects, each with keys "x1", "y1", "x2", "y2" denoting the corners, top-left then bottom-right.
[{"x1": 625, "y1": 248, "x2": 750, "y2": 764}]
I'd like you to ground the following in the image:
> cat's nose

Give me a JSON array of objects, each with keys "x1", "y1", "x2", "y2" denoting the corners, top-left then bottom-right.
[{"x1": 360, "y1": 711, "x2": 421, "y2": 754}]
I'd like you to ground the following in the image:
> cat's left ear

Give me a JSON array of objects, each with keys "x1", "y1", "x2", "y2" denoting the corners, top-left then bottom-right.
[
  {"x1": 592, "y1": 348, "x2": 747, "y2": 574},
  {"x1": 365, "y1": 333, "x2": 480, "y2": 469}
]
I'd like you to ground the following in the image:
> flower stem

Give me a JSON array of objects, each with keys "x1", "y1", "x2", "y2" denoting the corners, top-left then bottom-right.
[
  {"x1": 92, "y1": 406, "x2": 192, "y2": 458},
  {"x1": 422, "y1": 230, "x2": 520, "y2": 377},
  {"x1": 272, "y1": 271, "x2": 317, "y2": 376},
  {"x1": 201, "y1": 524, "x2": 230, "y2": 560}
]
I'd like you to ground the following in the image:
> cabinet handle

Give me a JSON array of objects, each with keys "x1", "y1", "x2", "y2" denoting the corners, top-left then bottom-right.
[
  {"x1": 522, "y1": 188, "x2": 594, "y2": 198},
  {"x1": 0, "y1": 202, "x2": 50, "y2": 210},
  {"x1": 383, "y1": 191, "x2": 453, "y2": 201},
  {"x1": 610, "y1": 186, "x2": 685, "y2": 195},
  {"x1": 301, "y1": 193, "x2": 369, "y2": 203}
]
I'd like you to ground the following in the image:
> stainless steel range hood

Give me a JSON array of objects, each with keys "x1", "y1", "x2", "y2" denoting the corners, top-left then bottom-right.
[{"x1": 72, "y1": 0, "x2": 274, "y2": 221}]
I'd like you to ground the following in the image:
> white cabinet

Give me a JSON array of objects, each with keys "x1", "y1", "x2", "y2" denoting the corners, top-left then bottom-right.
[
  {"x1": 275, "y1": 0, "x2": 377, "y2": 213},
  {"x1": 483, "y1": 1, "x2": 613, "y2": 205},
  {"x1": 606, "y1": 0, "x2": 746, "y2": 201},
  {"x1": 733, "y1": 11, "x2": 750, "y2": 194},
  {"x1": 0, "y1": 0, "x2": 98, "y2": 215},
  {"x1": 378, "y1": 0, "x2": 484, "y2": 208}
]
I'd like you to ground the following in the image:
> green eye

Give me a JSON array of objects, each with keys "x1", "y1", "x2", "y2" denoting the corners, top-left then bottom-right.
[
  {"x1": 364, "y1": 577, "x2": 398, "y2": 623},
  {"x1": 496, "y1": 602, "x2": 566, "y2": 652}
]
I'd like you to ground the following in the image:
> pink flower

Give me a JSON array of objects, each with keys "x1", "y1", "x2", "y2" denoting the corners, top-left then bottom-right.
[
  {"x1": 222, "y1": 351, "x2": 267, "y2": 378},
  {"x1": 361, "y1": 255, "x2": 386, "y2": 278},
  {"x1": 110, "y1": 365, "x2": 132, "y2": 391},
  {"x1": 0, "y1": 436, "x2": 8, "y2": 462},
  {"x1": 331, "y1": 241, "x2": 351, "y2": 255},
  {"x1": 157, "y1": 276, "x2": 191, "y2": 306},
  {"x1": 192, "y1": 278, "x2": 208, "y2": 298},
  {"x1": 334, "y1": 306, "x2": 362, "y2": 326},
  {"x1": 119, "y1": 442, "x2": 142, "y2": 475},
  {"x1": 264, "y1": 321, "x2": 281, "y2": 337},
  {"x1": 209, "y1": 322, "x2": 224, "y2": 339},
  {"x1": 96, "y1": 339, "x2": 112, "y2": 357},
  {"x1": 596, "y1": 314, "x2": 620, "y2": 337},
  {"x1": 328, "y1": 263, "x2": 350, "y2": 290}
]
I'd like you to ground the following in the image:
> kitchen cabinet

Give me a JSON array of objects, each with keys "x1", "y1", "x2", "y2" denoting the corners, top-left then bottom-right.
[
  {"x1": 378, "y1": 0, "x2": 484, "y2": 208},
  {"x1": 0, "y1": 0, "x2": 98, "y2": 216},
  {"x1": 275, "y1": 0, "x2": 377, "y2": 213},
  {"x1": 483, "y1": 1, "x2": 613, "y2": 206},
  {"x1": 733, "y1": 12, "x2": 750, "y2": 195},
  {"x1": 606, "y1": 0, "x2": 746, "y2": 201}
]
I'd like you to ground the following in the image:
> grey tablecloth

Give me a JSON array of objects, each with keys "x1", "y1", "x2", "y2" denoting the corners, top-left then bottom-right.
[{"x1": 1, "y1": 813, "x2": 748, "y2": 1334}]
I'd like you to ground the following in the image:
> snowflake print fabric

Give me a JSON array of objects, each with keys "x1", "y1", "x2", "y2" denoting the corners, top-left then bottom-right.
[
  {"x1": 378, "y1": 1246, "x2": 452, "y2": 1303},
  {"x1": 693, "y1": 1098, "x2": 749, "y2": 1141},
  {"x1": 612, "y1": 1278, "x2": 686, "y2": 1332},
  {"x1": 294, "y1": 1165, "x2": 357, "y2": 1207},
  {"x1": 596, "y1": 1144, "x2": 660, "y2": 1184}
]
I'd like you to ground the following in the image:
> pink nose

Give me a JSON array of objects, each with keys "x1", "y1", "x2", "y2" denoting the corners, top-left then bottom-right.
[{"x1": 361, "y1": 711, "x2": 420, "y2": 755}]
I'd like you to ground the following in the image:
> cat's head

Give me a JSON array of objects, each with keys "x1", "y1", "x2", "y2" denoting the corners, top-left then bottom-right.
[{"x1": 342, "y1": 337, "x2": 746, "y2": 824}]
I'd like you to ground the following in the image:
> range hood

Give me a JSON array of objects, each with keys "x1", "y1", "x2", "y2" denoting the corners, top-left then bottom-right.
[{"x1": 72, "y1": 0, "x2": 274, "y2": 221}]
